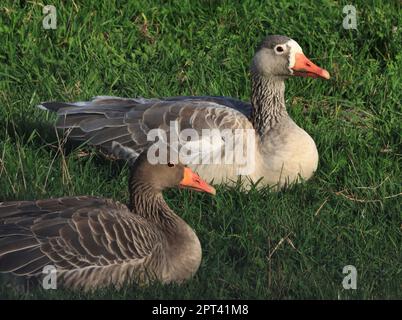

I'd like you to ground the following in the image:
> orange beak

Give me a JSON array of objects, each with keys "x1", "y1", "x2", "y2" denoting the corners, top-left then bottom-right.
[
  {"x1": 292, "y1": 52, "x2": 330, "y2": 80},
  {"x1": 179, "y1": 167, "x2": 216, "y2": 195}
]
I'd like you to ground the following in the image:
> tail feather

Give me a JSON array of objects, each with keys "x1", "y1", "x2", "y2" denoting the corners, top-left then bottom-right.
[
  {"x1": 0, "y1": 237, "x2": 38, "y2": 256},
  {"x1": 12, "y1": 255, "x2": 50, "y2": 276},
  {"x1": 37, "y1": 96, "x2": 148, "y2": 113},
  {"x1": 0, "y1": 247, "x2": 43, "y2": 273},
  {"x1": 37, "y1": 102, "x2": 75, "y2": 112}
]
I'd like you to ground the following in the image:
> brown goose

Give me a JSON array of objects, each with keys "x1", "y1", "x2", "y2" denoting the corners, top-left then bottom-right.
[
  {"x1": 0, "y1": 151, "x2": 215, "y2": 291},
  {"x1": 39, "y1": 35, "x2": 330, "y2": 189}
]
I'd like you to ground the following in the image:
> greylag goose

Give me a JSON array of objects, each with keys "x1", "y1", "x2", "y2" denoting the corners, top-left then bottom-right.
[
  {"x1": 0, "y1": 151, "x2": 216, "y2": 291},
  {"x1": 39, "y1": 35, "x2": 330, "y2": 189}
]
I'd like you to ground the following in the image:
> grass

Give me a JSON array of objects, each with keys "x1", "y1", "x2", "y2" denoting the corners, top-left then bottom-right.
[{"x1": 0, "y1": 0, "x2": 401, "y2": 299}]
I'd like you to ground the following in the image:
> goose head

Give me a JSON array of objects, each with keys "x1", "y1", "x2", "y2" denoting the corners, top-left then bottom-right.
[
  {"x1": 129, "y1": 152, "x2": 216, "y2": 195},
  {"x1": 251, "y1": 35, "x2": 330, "y2": 80}
]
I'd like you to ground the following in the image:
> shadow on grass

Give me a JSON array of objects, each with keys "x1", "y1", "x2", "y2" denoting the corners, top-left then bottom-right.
[{"x1": 3, "y1": 116, "x2": 129, "y2": 177}]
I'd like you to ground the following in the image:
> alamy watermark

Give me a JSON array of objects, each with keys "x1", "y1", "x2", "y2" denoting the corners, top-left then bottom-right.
[
  {"x1": 143, "y1": 121, "x2": 257, "y2": 175},
  {"x1": 42, "y1": 265, "x2": 57, "y2": 289},
  {"x1": 342, "y1": 265, "x2": 357, "y2": 290},
  {"x1": 343, "y1": 5, "x2": 357, "y2": 30},
  {"x1": 42, "y1": 5, "x2": 57, "y2": 30}
]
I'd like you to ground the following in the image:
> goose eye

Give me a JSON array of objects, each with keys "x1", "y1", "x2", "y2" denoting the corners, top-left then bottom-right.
[
  {"x1": 275, "y1": 45, "x2": 285, "y2": 54},
  {"x1": 167, "y1": 162, "x2": 175, "y2": 168}
]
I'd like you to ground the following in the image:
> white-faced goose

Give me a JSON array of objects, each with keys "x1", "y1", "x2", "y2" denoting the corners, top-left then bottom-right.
[
  {"x1": 0, "y1": 151, "x2": 215, "y2": 291},
  {"x1": 39, "y1": 35, "x2": 330, "y2": 189}
]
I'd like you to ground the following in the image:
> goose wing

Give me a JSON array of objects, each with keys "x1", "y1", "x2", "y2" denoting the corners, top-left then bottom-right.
[
  {"x1": 38, "y1": 96, "x2": 254, "y2": 162},
  {"x1": 0, "y1": 197, "x2": 163, "y2": 279}
]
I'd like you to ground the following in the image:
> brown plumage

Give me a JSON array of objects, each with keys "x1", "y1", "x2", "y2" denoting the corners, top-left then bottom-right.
[{"x1": 0, "y1": 153, "x2": 215, "y2": 291}]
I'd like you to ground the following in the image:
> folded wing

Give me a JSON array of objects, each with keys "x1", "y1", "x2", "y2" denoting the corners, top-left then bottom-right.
[
  {"x1": 39, "y1": 96, "x2": 253, "y2": 163},
  {"x1": 0, "y1": 197, "x2": 163, "y2": 289}
]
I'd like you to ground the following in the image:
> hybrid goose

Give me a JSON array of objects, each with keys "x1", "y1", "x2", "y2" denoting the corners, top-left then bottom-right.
[
  {"x1": 39, "y1": 35, "x2": 330, "y2": 189},
  {"x1": 0, "y1": 150, "x2": 215, "y2": 291}
]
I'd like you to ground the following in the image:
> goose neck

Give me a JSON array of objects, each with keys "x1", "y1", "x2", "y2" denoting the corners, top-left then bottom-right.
[
  {"x1": 128, "y1": 180, "x2": 179, "y2": 232},
  {"x1": 251, "y1": 73, "x2": 288, "y2": 136}
]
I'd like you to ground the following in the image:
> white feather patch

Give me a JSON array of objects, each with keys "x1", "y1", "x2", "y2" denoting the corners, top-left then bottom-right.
[
  {"x1": 36, "y1": 104, "x2": 48, "y2": 111},
  {"x1": 111, "y1": 141, "x2": 139, "y2": 165},
  {"x1": 286, "y1": 39, "x2": 303, "y2": 72}
]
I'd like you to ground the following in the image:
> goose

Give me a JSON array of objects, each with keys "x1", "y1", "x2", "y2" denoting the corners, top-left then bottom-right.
[
  {"x1": 0, "y1": 150, "x2": 216, "y2": 292},
  {"x1": 38, "y1": 35, "x2": 330, "y2": 189}
]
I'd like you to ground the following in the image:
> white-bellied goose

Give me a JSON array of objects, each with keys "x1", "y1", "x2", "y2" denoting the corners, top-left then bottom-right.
[
  {"x1": 39, "y1": 35, "x2": 330, "y2": 189},
  {"x1": 0, "y1": 151, "x2": 216, "y2": 291}
]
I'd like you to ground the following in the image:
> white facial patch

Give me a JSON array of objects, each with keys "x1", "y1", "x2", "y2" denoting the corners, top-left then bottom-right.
[{"x1": 285, "y1": 39, "x2": 303, "y2": 72}]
